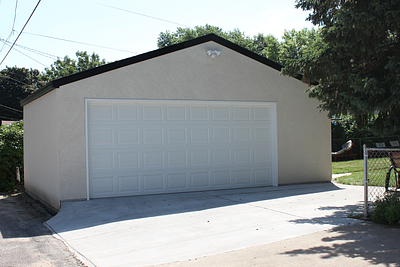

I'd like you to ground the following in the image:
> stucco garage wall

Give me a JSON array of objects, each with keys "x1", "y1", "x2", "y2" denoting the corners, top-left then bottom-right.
[
  {"x1": 54, "y1": 40, "x2": 331, "y2": 202},
  {"x1": 23, "y1": 90, "x2": 60, "y2": 209}
]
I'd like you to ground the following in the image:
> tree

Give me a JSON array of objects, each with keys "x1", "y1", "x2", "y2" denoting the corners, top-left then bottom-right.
[
  {"x1": 279, "y1": 28, "x2": 326, "y2": 81},
  {"x1": 0, "y1": 67, "x2": 43, "y2": 123},
  {"x1": 157, "y1": 24, "x2": 281, "y2": 62},
  {"x1": 41, "y1": 51, "x2": 108, "y2": 82},
  {"x1": 288, "y1": 0, "x2": 400, "y2": 135},
  {"x1": 0, "y1": 121, "x2": 24, "y2": 191}
]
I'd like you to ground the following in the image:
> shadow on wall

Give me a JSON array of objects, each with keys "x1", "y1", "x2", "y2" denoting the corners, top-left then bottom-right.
[{"x1": 45, "y1": 182, "x2": 352, "y2": 234}]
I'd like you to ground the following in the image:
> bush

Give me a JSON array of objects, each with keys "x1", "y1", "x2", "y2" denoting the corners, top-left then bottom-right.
[
  {"x1": 372, "y1": 192, "x2": 400, "y2": 225},
  {"x1": 0, "y1": 121, "x2": 24, "y2": 192}
]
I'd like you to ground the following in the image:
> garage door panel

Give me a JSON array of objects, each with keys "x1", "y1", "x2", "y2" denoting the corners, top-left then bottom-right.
[
  {"x1": 167, "y1": 128, "x2": 187, "y2": 144},
  {"x1": 190, "y1": 150, "x2": 210, "y2": 165},
  {"x1": 212, "y1": 149, "x2": 231, "y2": 164},
  {"x1": 143, "y1": 151, "x2": 164, "y2": 167},
  {"x1": 233, "y1": 128, "x2": 251, "y2": 142},
  {"x1": 117, "y1": 152, "x2": 139, "y2": 169},
  {"x1": 234, "y1": 170, "x2": 251, "y2": 185},
  {"x1": 91, "y1": 153, "x2": 114, "y2": 170},
  {"x1": 254, "y1": 148, "x2": 271, "y2": 163},
  {"x1": 166, "y1": 106, "x2": 186, "y2": 121},
  {"x1": 117, "y1": 105, "x2": 139, "y2": 121},
  {"x1": 90, "y1": 129, "x2": 114, "y2": 146},
  {"x1": 212, "y1": 106, "x2": 230, "y2": 121},
  {"x1": 118, "y1": 175, "x2": 140, "y2": 193},
  {"x1": 212, "y1": 171, "x2": 231, "y2": 186},
  {"x1": 91, "y1": 176, "x2": 114, "y2": 194},
  {"x1": 190, "y1": 128, "x2": 209, "y2": 143},
  {"x1": 117, "y1": 129, "x2": 139, "y2": 145},
  {"x1": 253, "y1": 107, "x2": 270, "y2": 120},
  {"x1": 87, "y1": 100, "x2": 276, "y2": 198},
  {"x1": 254, "y1": 169, "x2": 272, "y2": 184},
  {"x1": 189, "y1": 106, "x2": 209, "y2": 120},
  {"x1": 212, "y1": 128, "x2": 230, "y2": 142},
  {"x1": 167, "y1": 151, "x2": 187, "y2": 166},
  {"x1": 167, "y1": 173, "x2": 188, "y2": 189},
  {"x1": 89, "y1": 104, "x2": 113, "y2": 121},
  {"x1": 191, "y1": 172, "x2": 210, "y2": 187},
  {"x1": 233, "y1": 107, "x2": 251, "y2": 120},
  {"x1": 142, "y1": 128, "x2": 164, "y2": 144},
  {"x1": 143, "y1": 174, "x2": 164, "y2": 191},
  {"x1": 143, "y1": 105, "x2": 163, "y2": 121}
]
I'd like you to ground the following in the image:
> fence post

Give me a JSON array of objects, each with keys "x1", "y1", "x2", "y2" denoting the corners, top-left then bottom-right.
[{"x1": 363, "y1": 144, "x2": 368, "y2": 218}]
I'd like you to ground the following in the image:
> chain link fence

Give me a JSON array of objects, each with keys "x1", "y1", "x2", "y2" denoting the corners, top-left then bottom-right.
[{"x1": 364, "y1": 146, "x2": 400, "y2": 216}]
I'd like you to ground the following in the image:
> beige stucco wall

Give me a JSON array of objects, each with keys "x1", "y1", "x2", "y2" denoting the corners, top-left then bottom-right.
[
  {"x1": 24, "y1": 90, "x2": 60, "y2": 209},
  {"x1": 25, "y1": 40, "x2": 331, "y2": 209}
]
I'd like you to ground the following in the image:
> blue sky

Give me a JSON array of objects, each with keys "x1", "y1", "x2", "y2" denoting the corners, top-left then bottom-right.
[{"x1": 0, "y1": 0, "x2": 315, "y2": 71}]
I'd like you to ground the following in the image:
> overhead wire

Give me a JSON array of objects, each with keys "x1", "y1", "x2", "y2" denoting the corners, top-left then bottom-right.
[
  {"x1": 23, "y1": 32, "x2": 139, "y2": 54},
  {"x1": 0, "y1": 0, "x2": 18, "y2": 54},
  {"x1": 0, "y1": 40, "x2": 49, "y2": 67},
  {"x1": 85, "y1": 0, "x2": 190, "y2": 28},
  {"x1": 0, "y1": 104, "x2": 23, "y2": 114},
  {"x1": 0, "y1": 38, "x2": 59, "y2": 60},
  {"x1": 0, "y1": 0, "x2": 41, "y2": 66},
  {"x1": 1, "y1": 0, "x2": 191, "y2": 68}
]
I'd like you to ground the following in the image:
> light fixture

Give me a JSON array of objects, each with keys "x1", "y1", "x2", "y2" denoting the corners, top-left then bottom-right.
[{"x1": 206, "y1": 50, "x2": 221, "y2": 58}]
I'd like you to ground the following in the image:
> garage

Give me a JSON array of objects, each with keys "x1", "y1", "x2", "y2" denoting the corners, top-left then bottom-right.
[
  {"x1": 23, "y1": 33, "x2": 331, "y2": 210},
  {"x1": 87, "y1": 100, "x2": 277, "y2": 198}
]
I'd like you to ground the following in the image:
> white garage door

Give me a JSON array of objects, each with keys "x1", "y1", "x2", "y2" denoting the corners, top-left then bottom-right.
[{"x1": 86, "y1": 100, "x2": 277, "y2": 198}]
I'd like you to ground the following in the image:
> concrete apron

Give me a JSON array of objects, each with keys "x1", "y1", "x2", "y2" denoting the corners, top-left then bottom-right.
[{"x1": 46, "y1": 183, "x2": 364, "y2": 267}]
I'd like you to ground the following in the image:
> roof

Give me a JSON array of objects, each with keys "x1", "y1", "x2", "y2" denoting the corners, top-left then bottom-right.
[{"x1": 21, "y1": 34, "x2": 284, "y2": 106}]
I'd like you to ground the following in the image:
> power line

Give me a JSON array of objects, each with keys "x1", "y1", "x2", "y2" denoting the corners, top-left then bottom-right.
[
  {"x1": 0, "y1": 0, "x2": 41, "y2": 66},
  {"x1": 0, "y1": 104, "x2": 23, "y2": 114},
  {"x1": 85, "y1": 0, "x2": 190, "y2": 28},
  {"x1": 0, "y1": 0, "x2": 18, "y2": 54},
  {"x1": 23, "y1": 32, "x2": 139, "y2": 54},
  {"x1": 0, "y1": 38, "x2": 59, "y2": 60},
  {"x1": 0, "y1": 41, "x2": 49, "y2": 68}
]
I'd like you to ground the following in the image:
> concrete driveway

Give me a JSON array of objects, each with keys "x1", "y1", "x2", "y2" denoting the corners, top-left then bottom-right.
[{"x1": 46, "y1": 183, "x2": 365, "y2": 267}]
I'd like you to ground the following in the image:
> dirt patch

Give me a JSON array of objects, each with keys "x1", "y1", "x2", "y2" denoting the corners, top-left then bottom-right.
[{"x1": 0, "y1": 189, "x2": 87, "y2": 267}]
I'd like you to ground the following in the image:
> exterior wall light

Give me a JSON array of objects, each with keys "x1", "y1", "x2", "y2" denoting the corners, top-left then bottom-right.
[{"x1": 207, "y1": 50, "x2": 221, "y2": 58}]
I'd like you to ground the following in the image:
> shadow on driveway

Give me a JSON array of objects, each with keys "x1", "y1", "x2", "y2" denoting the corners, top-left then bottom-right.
[
  {"x1": 48, "y1": 182, "x2": 350, "y2": 234},
  {"x1": 45, "y1": 182, "x2": 368, "y2": 267},
  {"x1": 280, "y1": 221, "x2": 400, "y2": 266}
]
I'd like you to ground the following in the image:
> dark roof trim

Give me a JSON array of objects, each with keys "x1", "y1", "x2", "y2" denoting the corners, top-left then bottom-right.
[{"x1": 22, "y1": 33, "x2": 285, "y2": 106}]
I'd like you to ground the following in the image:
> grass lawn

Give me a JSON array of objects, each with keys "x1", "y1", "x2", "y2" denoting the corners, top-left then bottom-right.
[
  {"x1": 332, "y1": 159, "x2": 364, "y2": 185},
  {"x1": 332, "y1": 158, "x2": 395, "y2": 187}
]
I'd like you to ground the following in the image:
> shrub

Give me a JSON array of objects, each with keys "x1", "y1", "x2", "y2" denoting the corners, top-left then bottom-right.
[
  {"x1": 0, "y1": 121, "x2": 24, "y2": 192},
  {"x1": 371, "y1": 192, "x2": 400, "y2": 225}
]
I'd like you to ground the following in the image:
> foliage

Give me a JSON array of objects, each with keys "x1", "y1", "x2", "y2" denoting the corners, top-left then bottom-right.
[
  {"x1": 279, "y1": 28, "x2": 326, "y2": 82},
  {"x1": 0, "y1": 121, "x2": 24, "y2": 192},
  {"x1": 372, "y1": 192, "x2": 400, "y2": 225},
  {"x1": 0, "y1": 67, "x2": 43, "y2": 121},
  {"x1": 291, "y1": 0, "x2": 400, "y2": 136},
  {"x1": 157, "y1": 24, "x2": 281, "y2": 62},
  {"x1": 41, "y1": 51, "x2": 108, "y2": 82}
]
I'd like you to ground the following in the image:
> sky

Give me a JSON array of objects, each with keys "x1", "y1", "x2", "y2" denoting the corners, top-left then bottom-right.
[{"x1": 0, "y1": 0, "x2": 316, "y2": 72}]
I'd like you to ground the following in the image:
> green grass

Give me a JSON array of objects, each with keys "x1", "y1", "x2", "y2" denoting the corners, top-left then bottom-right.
[
  {"x1": 332, "y1": 158, "x2": 397, "y2": 187},
  {"x1": 334, "y1": 171, "x2": 364, "y2": 185},
  {"x1": 332, "y1": 159, "x2": 364, "y2": 174}
]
